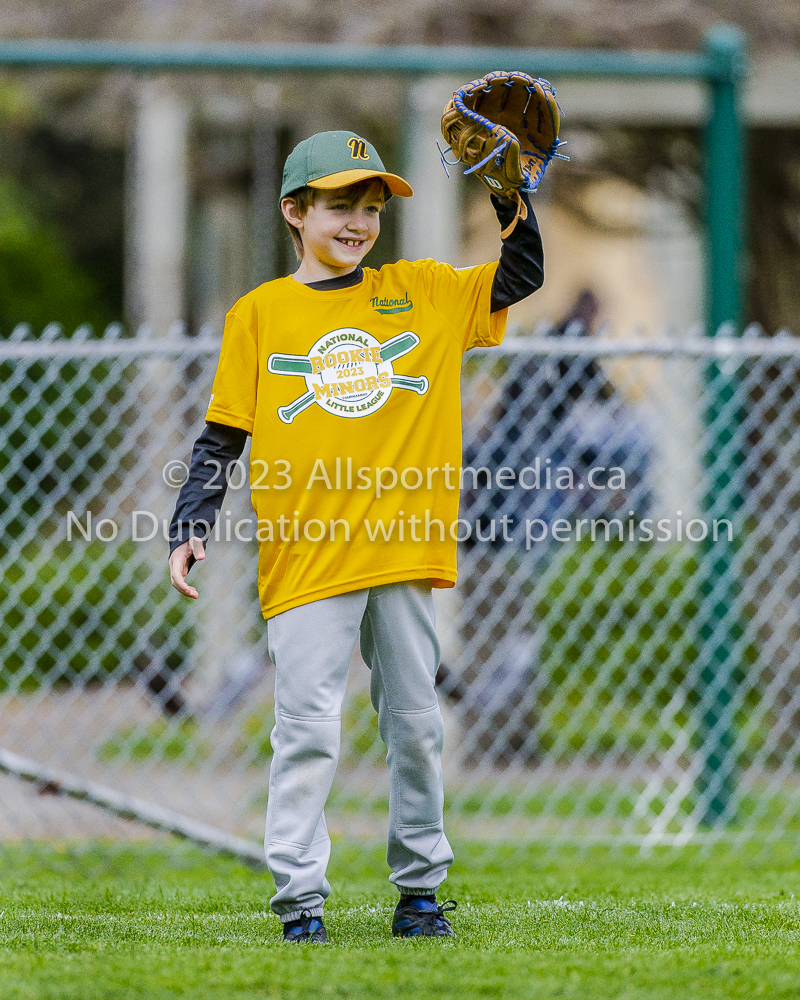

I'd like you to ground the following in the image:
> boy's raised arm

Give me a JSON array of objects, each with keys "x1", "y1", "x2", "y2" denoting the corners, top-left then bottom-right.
[{"x1": 490, "y1": 191, "x2": 545, "y2": 313}]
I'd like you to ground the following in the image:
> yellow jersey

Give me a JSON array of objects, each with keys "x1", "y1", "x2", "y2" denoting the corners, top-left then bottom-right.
[{"x1": 206, "y1": 257, "x2": 507, "y2": 618}]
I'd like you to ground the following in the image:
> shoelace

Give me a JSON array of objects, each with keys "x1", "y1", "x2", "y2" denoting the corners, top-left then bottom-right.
[
  {"x1": 436, "y1": 899, "x2": 457, "y2": 925},
  {"x1": 411, "y1": 899, "x2": 458, "y2": 934},
  {"x1": 287, "y1": 909, "x2": 319, "y2": 940}
]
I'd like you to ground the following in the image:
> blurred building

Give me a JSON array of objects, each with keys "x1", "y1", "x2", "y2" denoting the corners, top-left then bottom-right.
[{"x1": 0, "y1": 0, "x2": 799, "y2": 334}]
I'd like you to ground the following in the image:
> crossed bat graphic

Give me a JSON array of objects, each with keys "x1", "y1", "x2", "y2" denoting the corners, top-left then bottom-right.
[{"x1": 267, "y1": 331, "x2": 428, "y2": 424}]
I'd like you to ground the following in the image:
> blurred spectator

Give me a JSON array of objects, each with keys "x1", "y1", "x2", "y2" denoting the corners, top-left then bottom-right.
[
  {"x1": 462, "y1": 289, "x2": 652, "y2": 542},
  {"x1": 439, "y1": 290, "x2": 653, "y2": 766}
]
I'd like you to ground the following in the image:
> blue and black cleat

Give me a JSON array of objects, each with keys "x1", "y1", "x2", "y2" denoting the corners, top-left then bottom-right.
[
  {"x1": 283, "y1": 910, "x2": 327, "y2": 943},
  {"x1": 392, "y1": 897, "x2": 457, "y2": 937}
]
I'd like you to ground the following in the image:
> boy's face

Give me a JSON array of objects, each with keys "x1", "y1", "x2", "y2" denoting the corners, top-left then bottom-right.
[{"x1": 282, "y1": 186, "x2": 383, "y2": 271}]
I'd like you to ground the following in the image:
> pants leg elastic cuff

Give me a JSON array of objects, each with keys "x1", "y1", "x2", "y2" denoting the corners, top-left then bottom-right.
[
  {"x1": 396, "y1": 887, "x2": 437, "y2": 897},
  {"x1": 279, "y1": 906, "x2": 325, "y2": 923}
]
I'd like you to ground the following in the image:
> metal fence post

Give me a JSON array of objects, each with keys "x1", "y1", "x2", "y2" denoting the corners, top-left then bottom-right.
[
  {"x1": 704, "y1": 24, "x2": 747, "y2": 332},
  {"x1": 694, "y1": 25, "x2": 748, "y2": 826}
]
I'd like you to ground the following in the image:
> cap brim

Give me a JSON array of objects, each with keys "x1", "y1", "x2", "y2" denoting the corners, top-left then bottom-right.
[{"x1": 308, "y1": 169, "x2": 413, "y2": 198}]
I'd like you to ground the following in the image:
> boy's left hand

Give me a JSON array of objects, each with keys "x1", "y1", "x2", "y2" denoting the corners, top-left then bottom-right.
[{"x1": 169, "y1": 537, "x2": 206, "y2": 599}]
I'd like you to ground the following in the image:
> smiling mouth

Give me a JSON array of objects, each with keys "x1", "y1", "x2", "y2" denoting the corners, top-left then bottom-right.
[{"x1": 336, "y1": 238, "x2": 366, "y2": 248}]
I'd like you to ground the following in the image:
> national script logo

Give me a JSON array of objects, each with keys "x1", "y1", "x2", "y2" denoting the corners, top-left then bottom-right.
[
  {"x1": 370, "y1": 294, "x2": 413, "y2": 315},
  {"x1": 267, "y1": 328, "x2": 428, "y2": 424}
]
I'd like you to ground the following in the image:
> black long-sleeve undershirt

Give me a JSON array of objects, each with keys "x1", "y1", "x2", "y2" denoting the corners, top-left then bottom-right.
[
  {"x1": 168, "y1": 194, "x2": 544, "y2": 559},
  {"x1": 490, "y1": 192, "x2": 543, "y2": 312},
  {"x1": 168, "y1": 421, "x2": 249, "y2": 565}
]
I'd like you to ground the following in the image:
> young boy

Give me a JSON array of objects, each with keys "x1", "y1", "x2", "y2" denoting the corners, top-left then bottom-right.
[{"x1": 168, "y1": 130, "x2": 544, "y2": 942}]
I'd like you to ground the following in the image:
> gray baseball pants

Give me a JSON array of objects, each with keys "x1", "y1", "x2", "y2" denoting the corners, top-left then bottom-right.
[{"x1": 264, "y1": 580, "x2": 453, "y2": 923}]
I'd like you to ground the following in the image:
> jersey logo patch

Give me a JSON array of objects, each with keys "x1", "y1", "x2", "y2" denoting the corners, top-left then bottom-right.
[
  {"x1": 347, "y1": 138, "x2": 370, "y2": 160},
  {"x1": 371, "y1": 294, "x2": 412, "y2": 315},
  {"x1": 267, "y1": 328, "x2": 427, "y2": 423}
]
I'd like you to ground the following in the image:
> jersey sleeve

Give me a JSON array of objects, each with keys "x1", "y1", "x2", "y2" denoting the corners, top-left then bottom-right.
[
  {"x1": 419, "y1": 259, "x2": 508, "y2": 353},
  {"x1": 205, "y1": 307, "x2": 258, "y2": 434}
]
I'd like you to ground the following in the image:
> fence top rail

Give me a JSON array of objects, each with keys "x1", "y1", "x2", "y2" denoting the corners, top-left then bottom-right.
[
  {"x1": 480, "y1": 335, "x2": 800, "y2": 357},
  {"x1": 0, "y1": 338, "x2": 221, "y2": 360},
  {"x1": 2, "y1": 334, "x2": 800, "y2": 361},
  {"x1": 0, "y1": 39, "x2": 718, "y2": 80}
]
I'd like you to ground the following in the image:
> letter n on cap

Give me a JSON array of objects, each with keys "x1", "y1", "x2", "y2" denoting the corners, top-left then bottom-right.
[{"x1": 347, "y1": 138, "x2": 370, "y2": 160}]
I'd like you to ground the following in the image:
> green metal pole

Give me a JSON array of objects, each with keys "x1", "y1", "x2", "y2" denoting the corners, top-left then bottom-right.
[
  {"x1": 695, "y1": 25, "x2": 747, "y2": 825},
  {"x1": 704, "y1": 24, "x2": 746, "y2": 330}
]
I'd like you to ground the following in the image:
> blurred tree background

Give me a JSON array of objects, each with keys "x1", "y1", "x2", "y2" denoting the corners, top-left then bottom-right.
[
  {"x1": 0, "y1": 82, "x2": 123, "y2": 336},
  {"x1": 0, "y1": 0, "x2": 797, "y2": 334}
]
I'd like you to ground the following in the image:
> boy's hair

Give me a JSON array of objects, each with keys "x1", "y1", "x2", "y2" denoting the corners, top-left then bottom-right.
[{"x1": 283, "y1": 177, "x2": 388, "y2": 261}]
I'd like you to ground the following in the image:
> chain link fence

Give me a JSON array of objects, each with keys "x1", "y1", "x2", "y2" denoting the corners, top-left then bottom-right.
[{"x1": 2, "y1": 323, "x2": 799, "y2": 865}]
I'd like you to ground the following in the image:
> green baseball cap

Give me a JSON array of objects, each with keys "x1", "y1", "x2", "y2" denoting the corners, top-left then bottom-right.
[{"x1": 280, "y1": 130, "x2": 413, "y2": 200}]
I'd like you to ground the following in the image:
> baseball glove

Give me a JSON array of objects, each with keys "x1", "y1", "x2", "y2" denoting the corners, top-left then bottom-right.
[{"x1": 440, "y1": 71, "x2": 566, "y2": 237}]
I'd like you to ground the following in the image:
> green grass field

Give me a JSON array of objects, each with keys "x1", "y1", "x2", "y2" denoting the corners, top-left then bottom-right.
[{"x1": 1, "y1": 842, "x2": 800, "y2": 999}]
